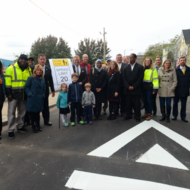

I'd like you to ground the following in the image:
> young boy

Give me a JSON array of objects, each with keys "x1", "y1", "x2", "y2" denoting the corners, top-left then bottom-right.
[
  {"x1": 82, "y1": 83, "x2": 96, "y2": 124},
  {"x1": 68, "y1": 73, "x2": 84, "y2": 126}
]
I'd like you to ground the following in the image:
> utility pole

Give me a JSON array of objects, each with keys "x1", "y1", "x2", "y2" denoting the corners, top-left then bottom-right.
[{"x1": 100, "y1": 28, "x2": 107, "y2": 63}]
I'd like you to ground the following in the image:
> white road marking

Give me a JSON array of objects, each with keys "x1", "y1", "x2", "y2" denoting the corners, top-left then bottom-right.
[
  {"x1": 65, "y1": 170, "x2": 190, "y2": 190},
  {"x1": 88, "y1": 120, "x2": 190, "y2": 158},
  {"x1": 136, "y1": 144, "x2": 189, "y2": 170}
]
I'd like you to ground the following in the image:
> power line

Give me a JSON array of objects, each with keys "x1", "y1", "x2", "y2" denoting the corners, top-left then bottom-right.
[{"x1": 29, "y1": 0, "x2": 86, "y2": 37}]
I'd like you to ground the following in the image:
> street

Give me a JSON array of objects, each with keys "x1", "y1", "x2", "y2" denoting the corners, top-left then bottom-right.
[{"x1": 1, "y1": 100, "x2": 190, "y2": 190}]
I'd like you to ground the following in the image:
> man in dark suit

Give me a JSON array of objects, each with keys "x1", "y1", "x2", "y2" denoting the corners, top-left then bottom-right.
[
  {"x1": 172, "y1": 56, "x2": 190, "y2": 122},
  {"x1": 117, "y1": 54, "x2": 127, "y2": 117},
  {"x1": 72, "y1": 55, "x2": 88, "y2": 90},
  {"x1": 31, "y1": 54, "x2": 55, "y2": 126},
  {"x1": 122, "y1": 53, "x2": 144, "y2": 122}
]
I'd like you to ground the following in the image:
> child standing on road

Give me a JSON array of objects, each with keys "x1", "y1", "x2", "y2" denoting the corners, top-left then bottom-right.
[
  {"x1": 67, "y1": 73, "x2": 84, "y2": 126},
  {"x1": 56, "y1": 83, "x2": 70, "y2": 127},
  {"x1": 82, "y1": 83, "x2": 96, "y2": 124}
]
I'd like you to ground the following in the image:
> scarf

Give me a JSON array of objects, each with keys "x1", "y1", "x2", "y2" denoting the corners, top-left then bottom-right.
[
  {"x1": 145, "y1": 65, "x2": 150, "y2": 70},
  {"x1": 95, "y1": 59, "x2": 102, "y2": 72},
  {"x1": 36, "y1": 75, "x2": 42, "y2": 80},
  {"x1": 109, "y1": 69, "x2": 115, "y2": 76}
]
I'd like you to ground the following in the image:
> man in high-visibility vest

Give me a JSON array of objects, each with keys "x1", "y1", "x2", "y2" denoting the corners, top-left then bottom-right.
[{"x1": 5, "y1": 54, "x2": 32, "y2": 139}]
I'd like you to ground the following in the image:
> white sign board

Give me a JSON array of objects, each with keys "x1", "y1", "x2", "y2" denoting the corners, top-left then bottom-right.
[{"x1": 49, "y1": 58, "x2": 74, "y2": 91}]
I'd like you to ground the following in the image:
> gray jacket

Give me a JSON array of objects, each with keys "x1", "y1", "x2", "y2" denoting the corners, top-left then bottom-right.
[{"x1": 82, "y1": 91, "x2": 96, "y2": 106}]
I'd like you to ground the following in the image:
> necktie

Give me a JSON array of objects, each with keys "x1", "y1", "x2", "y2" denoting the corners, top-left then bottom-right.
[
  {"x1": 76, "y1": 66, "x2": 79, "y2": 75},
  {"x1": 183, "y1": 67, "x2": 185, "y2": 75},
  {"x1": 118, "y1": 64, "x2": 121, "y2": 70}
]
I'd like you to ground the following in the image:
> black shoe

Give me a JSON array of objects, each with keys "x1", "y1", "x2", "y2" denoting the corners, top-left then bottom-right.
[
  {"x1": 120, "y1": 113, "x2": 125, "y2": 117},
  {"x1": 44, "y1": 122, "x2": 52, "y2": 126},
  {"x1": 181, "y1": 118, "x2": 188, "y2": 122},
  {"x1": 8, "y1": 132, "x2": 15, "y2": 139},
  {"x1": 136, "y1": 119, "x2": 141, "y2": 122},
  {"x1": 160, "y1": 106, "x2": 165, "y2": 121},
  {"x1": 104, "y1": 112, "x2": 107, "y2": 115},
  {"x1": 172, "y1": 117, "x2": 177, "y2": 120},
  {"x1": 36, "y1": 125, "x2": 43, "y2": 132},
  {"x1": 32, "y1": 126, "x2": 38, "y2": 133},
  {"x1": 17, "y1": 127, "x2": 27, "y2": 133},
  {"x1": 124, "y1": 116, "x2": 132, "y2": 120}
]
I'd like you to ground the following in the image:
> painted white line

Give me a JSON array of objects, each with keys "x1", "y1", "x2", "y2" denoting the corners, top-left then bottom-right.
[
  {"x1": 136, "y1": 144, "x2": 189, "y2": 170},
  {"x1": 88, "y1": 121, "x2": 151, "y2": 157},
  {"x1": 88, "y1": 120, "x2": 190, "y2": 158},
  {"x1": 150, "y1": 120, "x2": 190, "y2": 152},
  {"x1": 65, "y1": 170, "x2": 190, "y2": 190}
]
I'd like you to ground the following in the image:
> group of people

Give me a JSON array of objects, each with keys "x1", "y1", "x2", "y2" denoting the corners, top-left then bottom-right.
[{"x1": 0, "y1": 52, "x2": 189, "y2": 139}]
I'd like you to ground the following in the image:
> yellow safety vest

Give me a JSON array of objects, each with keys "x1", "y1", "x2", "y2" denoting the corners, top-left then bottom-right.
[
  {"x1": 5, "y1": 62, "x2": 32, "y2": 99},
  {"x1": 143, "y1": 68, "x2": 159, "y2": 89}
]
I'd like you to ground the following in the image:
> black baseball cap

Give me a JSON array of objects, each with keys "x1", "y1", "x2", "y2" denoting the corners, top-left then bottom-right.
[
  {"x1": 28, "y1": 57, "x2": 34, "y2": 61},
  {"x1": 19, "y1": 54, "x2": 28, "y2": 60}
]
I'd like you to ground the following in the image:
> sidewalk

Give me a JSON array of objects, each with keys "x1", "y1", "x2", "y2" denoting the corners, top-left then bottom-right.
[{"x1": 2, "y1": 91, "x2": 59, "y2": 125}]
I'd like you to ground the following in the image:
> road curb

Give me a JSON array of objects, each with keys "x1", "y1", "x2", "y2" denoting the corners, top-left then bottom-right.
[{"x1": 2, "y1": 103, "x2": 56, "y2": 126}]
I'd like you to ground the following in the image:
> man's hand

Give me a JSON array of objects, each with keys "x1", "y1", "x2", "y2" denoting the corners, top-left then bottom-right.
[
  {"x1": 115, "y1": 92, "x2": 118, "y2": 97},
  {"x1": 68, "y1": 103, "x2": 70, "y2": 106},
  {"x1": 93, "y1": 105, "x2": 95, "y2": 108},
  {"x1": 8, "y1": 95, "x2": 13, "y2": 101},
  {"x1": 79, "y1": 82, "x2": 82, "y2": 85},
  {"x1": 52, "y1": 92, "x2": 55, "y2": 97},
  {"x1": 158, "y1": 91, "x2": 160, "y2": 94},
  {"x1": 97, "y1": 88, "x2": 102, "y2": 92},
  {"x1": 128, "y1": 86, "x2": 134, "y2": 91},
  {"x1": 153, "y1": 92, "x2": 155, "y2": 94},
  {"x1": 82, "y1": 106, "x2": 84, "y2": 108}
]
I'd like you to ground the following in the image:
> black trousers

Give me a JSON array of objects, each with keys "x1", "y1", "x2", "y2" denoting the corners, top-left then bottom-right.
[
  {"x1": 94, "y1": 93, "x2": 102, "y2": 117},
  {"x1": 120, "y1": 93, "x2": 126, "y2": 114},
  {"x1": 109, "y1": 101, "x2": 119, "y2": 116},
  {"x1": 29, "y1": 112, "x2": 40, "y2": 127},
  {"x1": 152, "y1": 92, "x2": 157, "y2": 114},
  {"x1": 70, "y1": 102, "x2": 82, "y2": 122},
  {"x1": 125, "y1": 94, "x2": 141, "y2": 120},
  {"x1": 24, "y1": 111, "x2": 31, "y2": 124},
  {"x1": 173, "y1": 96, "x2": 187, "y2": 119},
  {"x1": 0, "y1": 104, "x2": 3, "y2": 134},
  {"x1": 42, "y1": 96, "x2": 49, "y2": 124}
]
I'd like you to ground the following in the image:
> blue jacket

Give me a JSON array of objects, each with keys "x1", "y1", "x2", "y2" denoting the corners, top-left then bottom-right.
[
  {"x1": 56, "y1": 91, "x2": 69, "y2": 108},
  {"x1": 25, "y1": 76, "x2": 46, "y2": 112},
  {"x1": 1, "y1": 75, "x2": 6, "y2": 100},
  {"x1": 175, "y1": 65, "x2": 190, "y2": 97},
  {"x1": 67, "y1": 82, "x2": 83, "y2": 103}
]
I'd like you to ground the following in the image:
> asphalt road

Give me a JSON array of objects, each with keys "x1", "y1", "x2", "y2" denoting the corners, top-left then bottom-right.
[{"x1": 1, "y1": 99, "x2": 190, "y2": 190}]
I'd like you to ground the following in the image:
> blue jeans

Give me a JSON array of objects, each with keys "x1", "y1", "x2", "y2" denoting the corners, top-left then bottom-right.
[
  {"x1": 142, "y1": 90, "x2": 153, "y2": 114},
  {"x1": 173, "y1": 96, "x2": 187, "y2": 119},
  {"x1": 159, "y1": 97, "x2": 172, "y2": 108},
  {"x1": 84, "y1": 105, "x2": 93, "y2": 121}
]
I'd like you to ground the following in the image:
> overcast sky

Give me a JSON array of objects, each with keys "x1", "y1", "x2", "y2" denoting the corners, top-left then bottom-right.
[{"x1": 0, "y1": 0, "x2": 190, "y2": 61}]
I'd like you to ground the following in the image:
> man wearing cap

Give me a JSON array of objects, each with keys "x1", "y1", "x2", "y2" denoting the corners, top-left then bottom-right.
[
  {"x1": 5, "y1": 54, "x2": 32, "y2": 139},
  {"x1": 80, "y1": 54, "x2": 91, "y2": 83},
  {"x1": 106, "y1": 58, "x2": 111, "y2": 71},
  {"x1": 116, "y1": 54, "x2": 127, "y2": 116},
  {"x1": 28, "y1": 57, "x2": 35, "y2": 67}
]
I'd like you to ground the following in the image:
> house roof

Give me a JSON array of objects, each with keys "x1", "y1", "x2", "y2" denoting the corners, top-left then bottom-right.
[{"x1": 182, "y1": 29, "x2": 190, "y2": 44}]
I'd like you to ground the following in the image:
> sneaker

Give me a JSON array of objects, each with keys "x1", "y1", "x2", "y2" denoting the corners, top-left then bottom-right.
[
  {"x1": 71, "y1": 122, "x2": 75, "y2": 126},
  {"x1": 89, "y1": 121, "x2": 93, "y2": 125},
  {"x1": 84, "y1": 121, "x2": 88, "y2": 124},
  {"x1": 63, "y1": 122, "x2": 68, "y2": 127},
  {"x1": 8, "y1": 132, "x2": 15, "y2": 139},
  {"x1": 17, "y1": 127, "x2": 27, "y2": 133},
  {"x1": 78, "y1": 121, "x2": 84, "y2": 125},
  {"x1": 66, "y1": 121, "x2": 70, "y2": 125}
]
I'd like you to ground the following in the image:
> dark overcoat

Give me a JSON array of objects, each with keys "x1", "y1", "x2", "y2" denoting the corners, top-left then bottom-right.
[
  {"x1": 175, "y1": 65, "x2": 190, "y2": 97},
  {"x1": 122, "y1": 63, "x2": 144, "y2": 95},
  {"x1": 89, "y1": 68, "x2": 107, "y2": 103},
  {"x1": 106, "y1": 71, "x2": 121, "y2": 99},
  {"x1": 25, "y1": 76, "x2": 46, "y2": 112}
]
